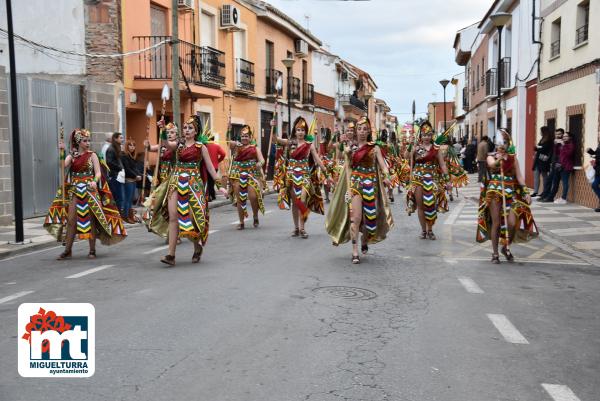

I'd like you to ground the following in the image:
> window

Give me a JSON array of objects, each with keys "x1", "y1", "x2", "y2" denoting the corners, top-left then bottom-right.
[
  {"x1": 200, "y1": 10, "x2": 216, "y2": 48},
  {"x1": 550, "y1": 18, "x2": 561, "y2": 58},
  {"x1": 576, "y1": 1, "x2": 589, "y2": 45},
  {"x1": 286, "y1": 50, "x2": 293, "y2": 59},
  {"x1": 196, "y1": 112, "x2": 211, "y2": 133},
  {"x1": 476, "y1": 64, "x2": 480, "y2": 89},
  {"x1": 234, "y1": 29, "x2": 247, "y2": 59},
  {"x1": 506, "y1": 118, "x2": 512, "y2": 133}
]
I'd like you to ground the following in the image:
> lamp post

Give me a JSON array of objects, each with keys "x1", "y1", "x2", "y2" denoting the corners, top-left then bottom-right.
[
  {"x1": 490, "y1": 12, "x2": 511, "y2": 129},
  {"x1": 281, "y1": 57, "x2": 296, "y2": 138},
  {"x1": 439, "y1": 79, "x2": 450, "y2": 133}
]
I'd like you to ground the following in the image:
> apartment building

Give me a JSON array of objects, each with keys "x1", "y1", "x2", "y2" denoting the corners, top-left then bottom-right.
[
  {"x1": 427, "y1": 101, "x2": 455, "y2": 133},
  {"x1": 537, "y1": 0, "x2": 599, "y2": 207}
]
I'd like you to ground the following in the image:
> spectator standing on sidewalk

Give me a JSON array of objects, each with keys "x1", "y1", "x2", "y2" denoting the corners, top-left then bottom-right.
[
  {"x1": 531, "y1": 126, "x2": 553, "y2": 197},
  {"x1": 553, "y1": 132, "x2": 576, "y2": 204},
  {"x1": 464, "y1": 139, "x2": 477, "y2": 173},
  {"x1": 477, "y1": 136, "x2": 489, "y2": 182},
  {"x1": 100, "y1": 132, "x2": 112, "y2": 162},
  {"x1": 105, "y1": 132, "x2": 125, "y2": 214},
  {"x1": 586, "y1": 143, "x2": 600, "y2": 212},
  {"x1": 539, "y1": 129, "x2": 564, "y2": 202},
  {"x1": 122, "y1": 139, "x2": 142, "y2": 223}
]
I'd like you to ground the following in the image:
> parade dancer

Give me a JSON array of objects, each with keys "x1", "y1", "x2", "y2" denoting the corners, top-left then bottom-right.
[
  {"x1": 272, "y1": 116, "x2": 333, "y2": 239},
  {"x1": 146, "y1": 115, "x2": 223, "y2": 266},
  {"x1": 45, "y1": 129, "x2": 127, "y2": 260},
  {"x1": 319, "y1": 128, "x2": 336, "y2": 202},
  {"x1": 228, "y1": 125, "x2": 266, "y2": 229},
  {"x1": 326, "y1": 116, "x2": 393, "y2": 264},
  {"x1": 376, "y1": 129, "x2": 399, "y2": 203},
  {"x1": 477, "y1": 129, "x2": 538, "y2": 263},
  {"x1": 406, "y1": 121, "x2": 451, "y2": 240}
]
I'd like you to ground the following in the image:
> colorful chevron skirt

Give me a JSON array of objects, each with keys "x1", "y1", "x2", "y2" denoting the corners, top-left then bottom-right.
[{"x1": 350, "y1": 166, "x2": 378, "y2": 242}]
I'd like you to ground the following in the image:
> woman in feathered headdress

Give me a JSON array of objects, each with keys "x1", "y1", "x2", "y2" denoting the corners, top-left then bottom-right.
[
  {"x1": 476, "y1": 128, "x2": 538, "y2": 263},
  {"x1": 228, "y1": 125, "x2": 266, "y2": 229},
  {"x1": 146, "y1": 115, "x2": 224, "y2": 266},
  {"x1": 45, "y1": 129, "x2": 127, "y2": 260},
  {"x1": 326, "y1": 116, "x2": 394, "y2": 264},
  {"x1": 406, "y1": 120, "x2": 451, "y2": 240},
  {"x1": 271, "y1": 116, "x2": 334, "y2": 238}
]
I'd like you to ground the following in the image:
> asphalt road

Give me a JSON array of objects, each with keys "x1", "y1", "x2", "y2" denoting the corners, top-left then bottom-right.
[{"x1": 0, "y1": 191, "x2": 598, "y2": 401}]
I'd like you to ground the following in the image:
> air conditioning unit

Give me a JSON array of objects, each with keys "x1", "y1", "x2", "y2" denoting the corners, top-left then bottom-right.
[
  {"x1": 177, "y1": 0, "x2": 193, "y2": 10},
  {"x1": 340, "y1": 70, "x2": 349, "y2": 81},
  {"x1": 221, "y1": 4, "x2": 241, "y2": 29},
  {"x1": 294, "y1": 39, "x2": 308, "y2": 57}
]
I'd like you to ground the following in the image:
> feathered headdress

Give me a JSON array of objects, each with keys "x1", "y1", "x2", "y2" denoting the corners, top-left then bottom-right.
[
  {"x1": 70, "y1": 128, "x2": 91, "y2": 149},
  {"x1": 240, "y1": 125, "x2": 257, "y2": 145}
]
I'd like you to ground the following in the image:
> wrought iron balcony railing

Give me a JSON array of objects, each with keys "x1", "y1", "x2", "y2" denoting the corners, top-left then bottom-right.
[
  {"x1": 266, "y1": 68, "x2": 282, "y2": 96},
  {"x1": 235, "y1": 58, "x2": 255, "y2": 92},
  {"x1": 133, "y1": 36, "x2": 225, "y2": 88},
  {"x1": 303, "y1": 83, "x2": 314, "y2": 105},
  {"x1": 576, "y1": 24, "x2": 588, "y2": 45},
  {"x1": 289, "y1": 77, "x2": 301, "y2": 101}
]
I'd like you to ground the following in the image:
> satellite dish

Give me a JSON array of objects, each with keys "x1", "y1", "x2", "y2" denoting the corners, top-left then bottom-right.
[
  {"x1": 161, "y1": 84, "x2": 170, "y2": 101},
  {"x1": 146, "y1": 102, "x2": 154, "y2": 118}
]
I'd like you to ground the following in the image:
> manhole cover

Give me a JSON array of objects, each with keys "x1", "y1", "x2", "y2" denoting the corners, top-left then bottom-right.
[{"x1": 312, "y1": 286, "x2": 377, "y2": 300}]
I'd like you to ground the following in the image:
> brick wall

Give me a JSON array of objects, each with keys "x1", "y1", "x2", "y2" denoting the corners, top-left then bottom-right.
[
  {"x1": 85, "y1": 0, "x2": 122, "y2": 83},
  {"x1": 0, "y1": 67, "x2": 12, "y2": 224},
  {"x1": 85, "y1": 81, "x2": 118, "y2": 152}
]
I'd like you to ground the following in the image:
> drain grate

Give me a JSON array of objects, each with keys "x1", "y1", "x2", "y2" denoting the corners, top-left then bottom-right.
[{"x1": 312, "y1": 286, "x2": 377, "y2": 300}]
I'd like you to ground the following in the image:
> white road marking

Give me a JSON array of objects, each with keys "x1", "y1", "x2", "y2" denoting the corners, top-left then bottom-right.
[
  {"x1": 0, "y1": 290, "x2": 34, "y2": 305},
  {"x1": 534, "y1": 217, "x2": 581, "y2": 223},
  {"x1": 486, "y1": 314, "x2": 529, "y2": 344},
  {"x1": 208, "y1": 230, "x2": 219, "y2": 234},
  {"x1": 4, "y1": 282, "x2": 16, "y2": 285},
  {"x1": 450, "y1": 256, "x2": 589, "y2": 266},
  {"x1": 574, "y1": 241, "x2": 600, "y2": 250},
  {"x1": 1, "y1": 245, "x2": 62, "y2": 261},
  {"x1": 65, "y1": 265, "x2": 113, "y2": 279},
  {"x1": 143, "y1": 245, "x2": 168, "y2": 255},
  {"x1": 265, "y1": 210, "x2": 273, "y2": 215},
  {"x1": 541, "y1": 384, "x2": 582, "y2": 401},
  {"x1": 458, "y1": 277, "x2": 484, "y2": 294},
  {"x1": 444, "y1": 201, "x2": 465, "y2": 225}
]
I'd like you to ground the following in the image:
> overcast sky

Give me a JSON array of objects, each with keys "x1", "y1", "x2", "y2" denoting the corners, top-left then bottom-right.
[{"x1": 266, "y1": 0, "x2": 491, "y2": 123}]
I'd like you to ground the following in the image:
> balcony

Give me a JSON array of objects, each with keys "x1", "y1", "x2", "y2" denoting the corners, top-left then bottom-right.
[
  {"x1": 265, "y1": 68, "x2": 282, "y2": 97},
  {"x1": 550, "y1": 39, "x2": 561, "y2": 58},
  {"x1": 484, "y1": 58, "x2": 511, "y2": 98},
  {"x1": 289, "y1": 77, "x2": 301, "y2": 101},
  {"x1": 303, "y1": 83, "x2": 314, "y2": 105},
  {"x1": 575, "y1": 25, "x2": 588, "y2": 45},
  {"x1": 462, "y1": 87, "x2": 469, "y2": 111},
  {"x1": 339, "y1": 94, "x2": 367, "y2": 111},
  {"x1": 235, "y1": 58, "x2": 255, "y2": 92},
  {"x1": 133, "y1": 36, "x2": 225, "y2": 89}
]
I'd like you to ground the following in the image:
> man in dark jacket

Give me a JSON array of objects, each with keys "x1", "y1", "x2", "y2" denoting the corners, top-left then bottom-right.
[{"x1": 539, "y1": 129, "x2": 564, "y2": 202}]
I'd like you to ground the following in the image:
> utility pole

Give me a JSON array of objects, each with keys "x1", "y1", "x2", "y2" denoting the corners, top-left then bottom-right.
[
  {"x1": 6, "y1": 0, "x2": 24, "y2": 244},
  {"x1": 171, "y1": 0, "x2": 180, "y2": 128}
]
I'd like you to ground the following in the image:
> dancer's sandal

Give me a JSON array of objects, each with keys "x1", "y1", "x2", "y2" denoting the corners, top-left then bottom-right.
[
  {"x1": 192, "y1": 246, "x2": 203, "y2": 263},
  {"x1": 300, "y1": 229, "x2": 308, "y2": 239},
  {"x1": 237, "y1": 223, "x2": 245, "y2": 230},
  {"x1": 491, "y1": 254, "x2": 500, "y2": 264},
  {"x1": 160, "y1": 254, "x2": 176, "y2": 266},
  {"x1": 253, "y1": 218, "x2": 259, "y2": 228},
  {"x1": 291, "y1": 227, "x2": 300, "y2": 237},
  {"x1": 501, "y1": 246, "x2": 514, "y2": 262},
  {"x1": 420, "y1": 231, "x2": 428, "y2": 239},
  {"x1": 427, "y1": 231, "x2": 436, "y2": 240},
  {"x1": 56, "y1": 250, "x2": 72, "y2": 260},
  {"x1": 87, "y1": 250, "x2": 96, "y2": 259},
  {"x1": 352, "y1": 254, "x2": 361, "y2": 264}
]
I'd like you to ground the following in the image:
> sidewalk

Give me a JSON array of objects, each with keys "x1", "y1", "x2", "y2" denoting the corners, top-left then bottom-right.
[
  {"x1": 0, "y1": 189, "x2": 248, "y2": 260},
  {"x1": 458, "y1": 174, "x2": 600, "y2": 262}
]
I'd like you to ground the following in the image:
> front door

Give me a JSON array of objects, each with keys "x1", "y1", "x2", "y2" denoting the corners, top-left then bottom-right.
[{"x1": 569, "y1": 114, "x2": 583, "y2": 167}]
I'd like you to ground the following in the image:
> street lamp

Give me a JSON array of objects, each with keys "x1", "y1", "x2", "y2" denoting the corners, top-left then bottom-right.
[
  {"x1": 490, "y1": 12, "x2": 511, "y2": 129},
  {"x1": 439, "y1": 79, "x2": 450, "y2": 133},
  {"x1": 281, "y1": 57, "x2": 296, "y2": 138}
]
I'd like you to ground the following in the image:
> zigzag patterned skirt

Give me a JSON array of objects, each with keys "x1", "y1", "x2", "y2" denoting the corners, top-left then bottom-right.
[
  {"x1": 167, "y1": 166, "x2": 209, "y2": 244},
  {"x1": 230, "y1": 160, "x2": 265, "y2": 218},
  {"x1": 350, "y1": 167, "x2": 378, "y2": 242},
  {"x1": 407, "y1": 163, "x2": 447, "y2": 225}
]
